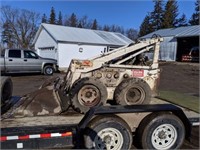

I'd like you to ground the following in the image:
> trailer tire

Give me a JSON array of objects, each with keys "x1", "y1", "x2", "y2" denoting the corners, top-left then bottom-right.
[
  {"x1": 137, "y1": 113, "x2": 185, "y2": 149},
  {"x1": 43, "y1": 65, "x2": 54, "y2": 75},
  {"x1": 70, "y1": 77, "x2": 107, "y2": 113},
  {"x1": 114, "y1": 78, "x2": 151, "y2": 105},
  {"x1": 84, "y1": 115, "x2": 132, "y2": 149},
  {"x1": 1, "y1": 77, "x2": 13, "y2": 105}
]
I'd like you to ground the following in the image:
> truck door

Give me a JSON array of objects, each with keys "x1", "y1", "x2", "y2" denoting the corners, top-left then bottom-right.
[
  {"x1": 23, "y1": 50, "x2": 41, "y2": 71},
  {"x1": 5, "y1": 49, "x2": 24, "y2": 72}
]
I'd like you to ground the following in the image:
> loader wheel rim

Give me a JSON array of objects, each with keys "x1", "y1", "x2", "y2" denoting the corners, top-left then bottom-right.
[
  {"x1": 125, "y1": 86, "x2": 145, "y2": 105},
  {"x1": 78, "y1": 85, "x2": 100, "y2": 107},
  {"x1": 151, "y1": 124, "x2": 177, "y2": 150},
  {"x1": 94, "y1": 128, "x2": 123, "y2": 150}
]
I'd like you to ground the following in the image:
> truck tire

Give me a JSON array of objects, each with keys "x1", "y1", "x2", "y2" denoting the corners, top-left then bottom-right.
[
  {"x1": 137, "y1": 113, "x2": 185, "y2": 149},
  {"x1": 114, "y1": 78, "x2": 151, "y2": 105},
  {"x1": 43, "y1": 65, "x2": 54, "y2": 75},
  {"x1": 84, "y1": 115, "x2": 132, "y2": 149},
  {"x1": 70, "y1": 77, "x2": 107, "y2": 113},
  {"x1": 1, "y1": 77, "x2": 13, "y2": 105}
]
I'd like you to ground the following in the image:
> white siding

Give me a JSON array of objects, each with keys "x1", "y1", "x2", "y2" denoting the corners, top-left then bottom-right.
[
  {"x1": 34, "y1": 29, "x2": 57, "y2": 59},
  {"x1": 58, "y1": 43, "x2": 106, "y2": 70}
]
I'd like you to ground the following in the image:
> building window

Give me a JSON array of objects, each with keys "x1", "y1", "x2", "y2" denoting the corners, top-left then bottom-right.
[
  {"x1": 79, "y1": 47, "x2": 83, "y2": 53},
  {"x1": 39, "y1": 47, "x2": 55, "y2": 51}
]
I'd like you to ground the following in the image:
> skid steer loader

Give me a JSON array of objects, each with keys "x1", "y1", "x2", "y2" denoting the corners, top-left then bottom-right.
[
  {"x1": 1, "y1": 35, "x2": 163, "y2": 117},
  {"x1": 58, "y1": 35, "x2": 163, "y2": 113}
]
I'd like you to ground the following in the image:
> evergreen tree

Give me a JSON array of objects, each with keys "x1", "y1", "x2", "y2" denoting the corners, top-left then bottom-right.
[
  {"x1": 49, "y1": 7, "x2": 56, "y2": 24},
  {"x1": 91, "y1": 19, "x2": 98, "y2": 30},
  {"x1": 189, "y1": 0, "x2": 199, "y2": 25},
  {"x1": 151, "y1": 0, "x2": 164, "y2": 31},
  {"x1": 68, "y1": 13, "x2": 77, "y2": 27},
  {"x1": 162, "y1": 0, "x2": 179, "y2": 28},
  {"x1": 57, "y1": 11, "x2": 63, "y2": 25},
  {"x1": 177, "y1": 13, "x2": 188, "y2": 27},
  {"x1": 139, "y1": 14, "x2": 153, "y2": 36},
  {"x1": 41, "y1": 13, "x2": 47, "y2": 23}
]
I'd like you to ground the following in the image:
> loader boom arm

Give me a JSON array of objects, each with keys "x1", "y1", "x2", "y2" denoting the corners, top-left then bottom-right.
[{"x1": 91, "y1": 37, "x2": 163, "y2": 66}]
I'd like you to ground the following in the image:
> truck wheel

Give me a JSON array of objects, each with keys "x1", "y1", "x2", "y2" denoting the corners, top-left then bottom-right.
[
  {"x1": 70, "y1": 77, "x2": 107, "y2": 113},
  {"x1": 43, "y1": 65, "x2": 54, "y2": 75},
  {"x1": 137, "y1": 113, "x2": 185, "y2": 149},
  {"x1": 114, "y1": 78, "x2": 151, "y2": 105},
  {"x1": 84, "y1": 115, "x2": 132, "y2": 149},
  {"x1": 1, "y1": 77, "x2": 13, "y2": 105}
]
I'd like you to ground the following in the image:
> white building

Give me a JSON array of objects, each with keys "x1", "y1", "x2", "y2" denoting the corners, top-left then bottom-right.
[
  {"x1": 141, "y1": 25, "x2": 200, "y2": 61},
  {"x1": 32, "y1": 23, "x2": 133, "y2": 71}
]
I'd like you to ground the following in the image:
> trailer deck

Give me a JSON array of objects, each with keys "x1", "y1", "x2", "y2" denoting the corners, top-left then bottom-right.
[
  {"x1": 1, "y1": 97, "x2": 199, "y2": 128},
  {"x1": 1, "y1": 97, "x2": 199, "y2": 149}
]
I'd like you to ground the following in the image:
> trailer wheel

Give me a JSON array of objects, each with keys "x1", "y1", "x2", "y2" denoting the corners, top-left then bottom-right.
[
  {"x1": 43, "y1": 65, "x2": 54, "y2": 75},
  {"x1": 137, "y1": 113, "x2": 185, "y2": 149},
  {"x1": 70, "y1": 77, "x2": 107, "y2": 113},
  {"x1": 114, "y1": 78, "x2": 151, "y2": 105},
  {"x1": 1, "y1": 77, "x2": 13, "y2": 105},
  {"x1": 84, "y1": 115, "x2": 132, "y2": 149}
]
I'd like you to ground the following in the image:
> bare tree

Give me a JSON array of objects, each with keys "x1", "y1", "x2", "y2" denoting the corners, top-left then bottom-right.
[
  {"x1": 79, "y1": 15, "x2": 93, "y2": 29},
  {"x1": 126, "y1": 28, "x2": 138, "y2": 41},
  {"x1": 1, "y1": 5, "x2": 40, "y2": 49}
]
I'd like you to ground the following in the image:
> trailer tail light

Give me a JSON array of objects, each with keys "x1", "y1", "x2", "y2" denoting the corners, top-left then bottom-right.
[{"x1": 0, "y1": 132, "x2": 72, "y2": 141}]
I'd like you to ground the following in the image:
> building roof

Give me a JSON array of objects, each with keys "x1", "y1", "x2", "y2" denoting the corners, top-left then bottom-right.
[
  {"x1": 141, "y1": 25, "x2": 200, "y2": 38},
  {"x1": 33, "y1": 23, "x2": 133, "y2": 46}
]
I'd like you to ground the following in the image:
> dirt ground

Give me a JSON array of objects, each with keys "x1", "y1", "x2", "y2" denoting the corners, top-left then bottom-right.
[
  {"x1": 5, "y1": 62, "x2": 200, "y2": 149},
  {"x1": 159, "y1": 62, "x2": 199, "y2": 97}
]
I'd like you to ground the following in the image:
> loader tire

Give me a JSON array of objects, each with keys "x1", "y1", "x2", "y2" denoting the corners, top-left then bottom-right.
[
  {"x1": 114, "y1": 78, "x2": 151, "y2": 105},
  {"x1": 1, "y1": 77, "x2": 13, "y2": 105},
  {"x1": 84, "y1": 115, "x2": 132, "y2": 149},
  {"x1": 70, "y1": 77, "x2": 107, "y2": 114}
]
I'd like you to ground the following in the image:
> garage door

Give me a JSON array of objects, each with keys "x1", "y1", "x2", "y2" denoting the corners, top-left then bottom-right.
[
  {"x1": 38, "y1": 47, "x2": 57, "y2": 60},
  {"x1": 176, "y1": 36, "x2": 199, "y2": 62}
]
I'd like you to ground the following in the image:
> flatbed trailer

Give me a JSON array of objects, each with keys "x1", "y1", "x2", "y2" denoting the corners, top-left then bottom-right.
[{"x1": 1, "y1": 98, "x2": 199, "y2": 149}]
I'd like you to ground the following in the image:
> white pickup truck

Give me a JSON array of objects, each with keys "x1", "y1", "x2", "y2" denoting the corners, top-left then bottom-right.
[{"x1": 0, "y1": 49, "x2": 58, "y2": 75}]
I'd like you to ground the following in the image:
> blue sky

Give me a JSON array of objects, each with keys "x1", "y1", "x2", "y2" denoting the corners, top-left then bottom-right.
[{"x1": 1, "y1": 0, "x2": 196, "y2": 30}]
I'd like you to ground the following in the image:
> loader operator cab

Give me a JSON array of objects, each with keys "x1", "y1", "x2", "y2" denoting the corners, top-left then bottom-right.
[{"x1": 108, "y1": 50, "x2": 149, "y2": 66}]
